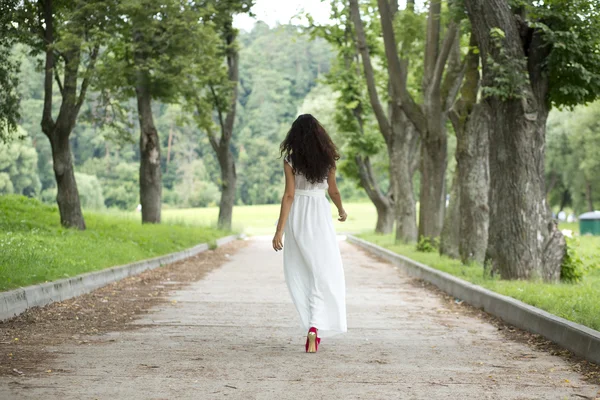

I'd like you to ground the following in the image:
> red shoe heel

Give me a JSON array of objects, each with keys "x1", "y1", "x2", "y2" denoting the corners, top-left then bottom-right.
[{"x1": 306, "y1": 327, "x2": 319, "y2": 353}]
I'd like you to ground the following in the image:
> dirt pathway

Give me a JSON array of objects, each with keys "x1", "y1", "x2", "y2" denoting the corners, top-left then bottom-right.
[{"x1": 1, "y1": 237, "x2": 598, "y2": 399}]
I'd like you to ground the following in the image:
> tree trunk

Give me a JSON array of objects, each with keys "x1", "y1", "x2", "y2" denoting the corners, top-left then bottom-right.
[
  {"x1": 39, "y1": 0, "x2": 88, "y2": 229},
  {"x1": 354, "y1": 155, "x2": 395, "y2": 234},
  {"x1": 457, "y1": 103, "x2": 490, "y2": 265},
  {"x1": 216, "y1": 142, "x2": 236, "y2": 230},
  {"x1": 136, "y1": 77, "x2": 162, "y2": 223},
  {"x1": 465, "y1": 0, "x2": 565, "y2": 281},
  {"x1": 49, "y1": 132, "x2": 86, "y2": 229},
  {"x1": 418, "y1": 134, "x2": 447, "y2": 239},
  {"x1": 440, "y1": 166, "x2": 459, "y2": 258},
  {"x1": 375, "y1": 202, "x2": 394, "y2": 233},
  {"x1": 389, "y1": 113, "x2": 418, "y2": 242}
]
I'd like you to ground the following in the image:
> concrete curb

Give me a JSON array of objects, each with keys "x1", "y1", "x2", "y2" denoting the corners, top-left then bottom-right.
[
  {"x1": 347, "y1": 234, "x2": 600, "y2": 365},
  {"x1": 0, "y1": 234, "x2": 240, "y2": 322}
]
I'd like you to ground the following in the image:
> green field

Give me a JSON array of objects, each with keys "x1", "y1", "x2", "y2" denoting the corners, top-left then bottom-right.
[
  {"x1": 0, "y1": 195, "x2": 229, "y2": 291},
  {"x1": 162, "y1": 201, "x2": 380, "y2": 235}
]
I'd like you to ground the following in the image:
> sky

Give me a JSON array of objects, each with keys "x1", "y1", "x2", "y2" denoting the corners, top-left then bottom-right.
[{"x1": 233, "y1": 0, "x2": 424, "y2": 32}]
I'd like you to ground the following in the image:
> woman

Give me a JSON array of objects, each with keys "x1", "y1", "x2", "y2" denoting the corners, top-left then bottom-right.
[{"x1": 272, "y1": 114, "x2": 348, "y2": 353}]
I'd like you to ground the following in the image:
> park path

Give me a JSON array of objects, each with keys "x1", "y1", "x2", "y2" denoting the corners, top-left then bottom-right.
[{"x1": 1, "y1": 236, "x2": 599, "y2": 399}]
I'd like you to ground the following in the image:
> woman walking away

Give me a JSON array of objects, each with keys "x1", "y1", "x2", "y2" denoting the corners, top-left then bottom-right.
[{"x1": 272, "y1": 114, "x2": 348, "y2": 353}]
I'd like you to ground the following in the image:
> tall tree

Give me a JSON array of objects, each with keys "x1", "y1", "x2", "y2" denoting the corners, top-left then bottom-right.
[
  {"x1": 349, "y1": 0, "x2": 421, "y2": 242},
  {"x1": 190, "y1": 1, "x2": 253, "y2": 231},
  {"x1": 310, "y1": 3, "x2": 395, "y2": 234},
  {"x1": 375, "y1": 0, "x2": 463, "y2": 240},
  {"x1": 464, "y1": 0, "x2": 600, "y2": 280},
  {"x1": 97, "y1": 0, "x2": 220, "y2": 223},
  {"x1": 444, "y1": 34, "x2": 490, "y2": 264},
  {"x1": 12, "y1": 0, "x2": 112, "y2": 228}
]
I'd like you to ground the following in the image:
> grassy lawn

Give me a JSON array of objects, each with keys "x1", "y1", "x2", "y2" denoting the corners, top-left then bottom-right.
[
  {"x1": 162, "y1": 201, "x2": 380, "y2": 235},
  {"x1": 0, "y1": 195, "x2": 230, "y2": 291},
  {"x1": 357, "y1": 232, "x2": 600, "y2": 331}
]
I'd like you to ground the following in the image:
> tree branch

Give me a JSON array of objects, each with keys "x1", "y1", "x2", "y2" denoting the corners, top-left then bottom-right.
[
  {"x1": 431, "y1": 22, "x2": 459, "y2": 95},
  {"x1": 441, "y1": 30, "x2": 466, "y2": 111},
  {"x1": 41, "y1": 0, "x2": 55, "y2": 135},
  {"x1": 349, "y1": 0, "x2": 391, "y2": 143},
  {"x1": 75, "y1": 44, "x2": 99, "y2": 113},
  {"x1": 376, "y1": 0, "x2": 427, "y2": 134}
]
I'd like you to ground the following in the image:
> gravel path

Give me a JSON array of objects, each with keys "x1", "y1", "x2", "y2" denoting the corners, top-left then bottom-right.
[{"x1": 1, "y1": 236, "x2": 598, "y2": 399}]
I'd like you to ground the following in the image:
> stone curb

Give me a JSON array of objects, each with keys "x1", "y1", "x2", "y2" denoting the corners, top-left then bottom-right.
[
  {"x1": 0, "y1": 234, "x2": 240, "y2": 322},
  {"x1": 347, "y1": 235, "x2": 600, "y2": 365}
]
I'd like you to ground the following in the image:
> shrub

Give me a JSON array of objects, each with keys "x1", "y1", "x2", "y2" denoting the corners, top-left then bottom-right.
[
  {"x1": 561, "y1": 237, "x2": 585, "y2": 283},
  {"x1": 416, "y1": 235, "x2": 439, "y2": 253}
]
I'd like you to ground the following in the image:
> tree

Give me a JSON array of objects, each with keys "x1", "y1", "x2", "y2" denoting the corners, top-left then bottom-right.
[
  {"x1": 443, "y1": 34, "x2": 490, "y2": 264},
  {"x1": 189, "y1": 0, "x2": 253, "y2": 231},
  {"x1": 349, "y1": 0, "x2": 422, "y2": 241},
  {"x1": 375, "y1": 0, "x2": 463, "y2": 240},
  {"x1": 309, "y1": 2, "x2": 395, "y2": 234},
  {"x1": 96, "y1": 0, "x2": 221, "y2": 223},
  {"x1": 11, "y1": 0, "x2": 113, "y2": 229},
  {"x1": 464, "y1": 0, "x2": 600, "y2": 280}
]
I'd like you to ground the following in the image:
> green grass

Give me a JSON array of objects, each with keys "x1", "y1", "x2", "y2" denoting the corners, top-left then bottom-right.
[
  {"x1": 162, "y1": 201, "x2": 380, "y2": 235},
  {"x1": 357, "y1": 232, "x2": 600, "y2": 331},
  {"x1": 0, "y1": 195, "x2": 230, "y2": 291}
]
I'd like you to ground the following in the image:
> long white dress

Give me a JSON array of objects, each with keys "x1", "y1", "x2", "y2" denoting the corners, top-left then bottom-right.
[{"x1": 282, "y1": 155, "x2": 347, "y2": 338}]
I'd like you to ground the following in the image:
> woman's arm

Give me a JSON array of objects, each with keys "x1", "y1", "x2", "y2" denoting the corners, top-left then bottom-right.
[
  {"x1": 273, "y1": 161, "x2": 295, "y2": 251},
  {"x1": 327, "y1": 165, "x2": 347, "y2": 222}
]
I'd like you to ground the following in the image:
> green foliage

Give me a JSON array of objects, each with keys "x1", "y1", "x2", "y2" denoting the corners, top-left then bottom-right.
[
  {"x1": 527, "y1": 0, "x2": 600, "y2": 107},
  {"x1": 0, "y1": 129, "x2": 41, "y2": 196},
  {"x1": 0, "y1": 0, "x2": 20, "y2": 141},
  {"x1": 0, "y1": 195, "x2": 230, "y2": 290},
  {"x1": 95, "y1": 0, "x2": 222, "y2": 104},
  {"x1": 482, "y1": 28, "x2": 529, "y2": 101},
  {"x1": 416, "y1": 235, "x2": 440, "y2": 253},
  {"x1": 79, "y1": 158, "x2": 139, "y2": 210},
  {"x1": 560, "y1": 237, "x2": 585, "y2": 283},
  {"x1": 546, "y1": 101, "x2": 600, "y2": 213}
]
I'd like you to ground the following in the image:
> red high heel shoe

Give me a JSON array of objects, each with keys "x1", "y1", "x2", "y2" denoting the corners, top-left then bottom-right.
[{"x1": 305, "y1": 327, "x2": 320, "y2": 353}]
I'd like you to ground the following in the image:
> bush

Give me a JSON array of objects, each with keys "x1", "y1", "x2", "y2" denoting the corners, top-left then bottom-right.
[
  {"x1": 561, "y1": 237, "x2": 585, "y2": 283},
  {"x1": 416, "y1": 235, "x2": 439, "y2": 253}
]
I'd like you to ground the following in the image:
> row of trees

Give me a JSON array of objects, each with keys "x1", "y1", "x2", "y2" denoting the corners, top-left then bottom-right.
[
  {"x1": 312, "y1": 0, "x2": 600, "y2": 281},
  {"x1": 2, "y1": 0, "x2": 253, "y2": 230},
  {"x1": 2, "y1": 20, "x2": 342, "y2": 215}
]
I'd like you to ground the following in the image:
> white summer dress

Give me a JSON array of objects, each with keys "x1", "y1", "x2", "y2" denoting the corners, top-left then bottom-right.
[{"x1": 282, "y1": 155, "x2": 347, "y2": 338}]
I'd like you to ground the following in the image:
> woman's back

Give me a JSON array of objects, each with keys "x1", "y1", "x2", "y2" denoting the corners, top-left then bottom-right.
[{"x1": 284, "y1": 155, "x2": 329, "y2": 191}]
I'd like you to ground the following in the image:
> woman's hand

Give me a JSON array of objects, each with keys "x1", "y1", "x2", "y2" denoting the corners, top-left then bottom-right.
[
  {"x1": 338, "y1": 209, "x2": 348, "y2": 222},
  {"x1": 272, "y1": 230, "x2": 284, "y2": 251}
]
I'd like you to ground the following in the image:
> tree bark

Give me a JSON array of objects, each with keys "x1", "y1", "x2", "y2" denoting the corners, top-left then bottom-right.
[
  {"x1": 445, "y1": 34, "x2": 490, "y2": 265},
  {"x1": 439, "y1": 167, "x2": 460, "y2": 258},
  {"x1": 135, "y1": 74, "x2": 162, "y2": 223},
  {"x1": 457, "y1": 103, "x2": 490, "y2": 264},
  {"x1": 216, "y1": 145, "x2": 236, "y2": 230},
  {"x1": 465, "y1": 0, "x2": 565, "y2": 281},
  {"x1": 389, "y1": 111, "x2": 419, "y2": 242},
  {"x1": 49, "y1": 131, "x2": 86, "y2": 228}
]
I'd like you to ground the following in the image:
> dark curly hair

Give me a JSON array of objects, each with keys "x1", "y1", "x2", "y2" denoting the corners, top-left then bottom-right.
[{"x1": 280, "y1": 114, "x2": 340, "y2": 184}]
